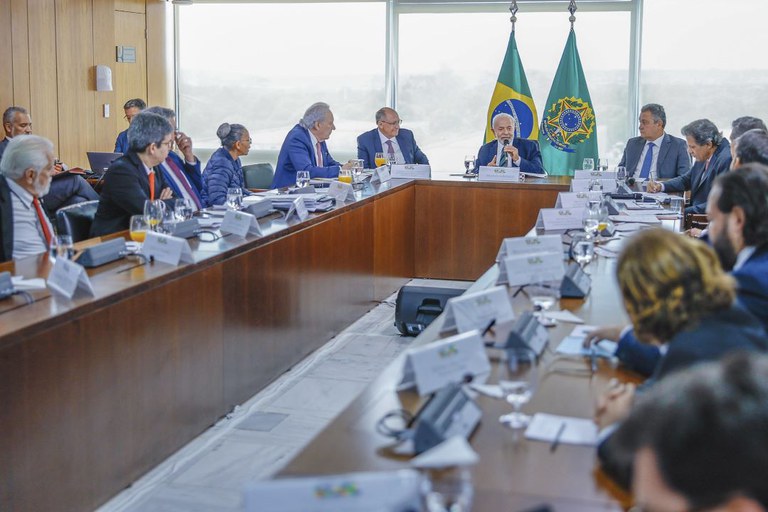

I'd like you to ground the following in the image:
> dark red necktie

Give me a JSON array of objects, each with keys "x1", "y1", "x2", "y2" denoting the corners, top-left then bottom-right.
[{"x1": 32, "y1": 196, "x2": 52, "y2": 246}]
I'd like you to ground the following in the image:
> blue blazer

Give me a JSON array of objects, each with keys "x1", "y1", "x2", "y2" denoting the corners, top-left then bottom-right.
[
  {"x1": 733, "y1": 244, "x2": 768, "y2": 332},
  {"x1": 356, "y1": 128, "x2": 429, "y2": 169},
  {"x1": 0, "y1": 176, "x2": 13, "y2": 262},
  {"x1": 114, "y1": 129, "x2": 129, "y2": 154},
  {"x1": 272, "y1": 124, "x2": 341, "y2": 188},
  {"x1": 662, "y1": 139, "x2": 732, "y2": 214},
  {"x1": 157, "y1": 152, "x2": 203, "y2": 205},
  {"x1": 618, "y1": 133, "x2": 690, "y2": 179},
  {"x1": 475, "y1": 138, "x2": 546, "y2": 174}
]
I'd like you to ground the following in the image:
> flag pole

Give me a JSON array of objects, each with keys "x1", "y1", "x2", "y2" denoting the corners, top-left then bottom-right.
[
  {"x1": 569, "y1": 0, "x2": 577, "y2": 29},
  {"x1": 509, "y1": 1, "x2": 518, "y2": 32}
]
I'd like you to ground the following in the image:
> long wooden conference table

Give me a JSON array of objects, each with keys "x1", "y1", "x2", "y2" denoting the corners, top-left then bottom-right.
[{"x1": 0, "y1": 172, "x2": 570, "y2": 512}]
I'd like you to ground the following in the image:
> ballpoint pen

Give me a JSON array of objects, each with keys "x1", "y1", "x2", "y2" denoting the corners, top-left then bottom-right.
[
  {"x1": 590, "y1": 343, "x2": 598, "y2": 373},
  {"x1": 550, "y1": 421, "x2": 566, "y2": 452}
]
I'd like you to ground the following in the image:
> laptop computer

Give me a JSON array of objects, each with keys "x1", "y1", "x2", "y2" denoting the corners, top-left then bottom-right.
[{"x1": 86, "y1": 151, "x2": 123, "y2": 175}]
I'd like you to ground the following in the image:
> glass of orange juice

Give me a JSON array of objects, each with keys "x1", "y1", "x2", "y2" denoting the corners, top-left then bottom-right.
[
  {"x1": 129, "y1": 215, "x2": 148, "y2": 243},
  {"x1": 338, "y1": 168, "x2": 353, "y2": 184},
  {"x1": 374, "y1": 152, "x2": 387, "y2": 168}
]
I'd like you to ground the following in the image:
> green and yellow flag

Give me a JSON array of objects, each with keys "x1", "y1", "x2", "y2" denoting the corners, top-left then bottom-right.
[
  {"x1": 538, "y1": 29, "x2": 598, "y2": 175},
  {"x1": 484, "y1": 31, "x2": 539, "y2": 143}
]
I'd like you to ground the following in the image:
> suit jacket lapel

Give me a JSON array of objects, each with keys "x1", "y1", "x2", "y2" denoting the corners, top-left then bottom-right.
[
  {"x1": 656, "y1": 134, "x2": 671, "y2": 171},
  {"x1": 396, "y1": 133, "x2": 410, "y2": 163},
  {"x1": 373, "y1": 131, "x2": 383, "y2": 155}
]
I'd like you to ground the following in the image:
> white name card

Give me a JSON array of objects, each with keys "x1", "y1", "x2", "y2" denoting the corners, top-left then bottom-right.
[
  {"x1": 400, "y1": 330, "x2": 491, "y2": 396},
  {"x1": 571, "y1": 178, "x2": 618, "y2": 193},
  {"x1": 573, "y1": 170, "x2": 617, "y2": 180},
  {"x1": 142, "y1": 231, "x2": 194, "y2": 266},
  {"x1": 477, "y1": 165, "x2": 520, "y2": 182},
  {"x1": 501, "y1": 251, "x2": 566, "y2": 287},
  {"x1": 220, "y1": 209, "x2": 264, "y2": 238},
  {"x1": 556, "y1": 191, "x2": 603, "y2": 209},
  {"x1": 442, "y1": 285, "x2": 515, "y2": 333},
  {"x1": 390, "y1": 164, "x2": 431, "y2": 180},
  {"x1": 327, "y1": 180, "x2": 356, "y2": 202},
  {"x1": 536, "y1": 207, "x2": 586, "y2": 231},
  {"x1": 371, "y1": 165, "x2": 391, "y2": 183},
  {"x1": 286, "y1": 196, "x2": 309, "y2": 221},
  {"x1": 496, "y1": 234, "x2": 563, "y2": 262},
  {"x1": 47, "y1": 258, "x2": 95, "y2": 299}
]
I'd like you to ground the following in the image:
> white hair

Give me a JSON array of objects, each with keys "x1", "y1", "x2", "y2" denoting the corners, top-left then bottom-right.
[
  {"x1": 299, "y1": 102, "x2": 331, "y2": 130},
  {"x1": 0, "y1": 135, "x2": 53, "y2": 180},
  {"x1": 491, "y1": 112, "x2": 515, "y2": 129}
]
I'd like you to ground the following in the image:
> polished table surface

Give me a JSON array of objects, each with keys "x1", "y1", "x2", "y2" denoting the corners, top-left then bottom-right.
[{"x1": 0, "y1": 174, "x2": 570, "y2": 512}]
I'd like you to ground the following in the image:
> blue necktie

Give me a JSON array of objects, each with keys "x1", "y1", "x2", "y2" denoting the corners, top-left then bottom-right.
[{"x1": 639, "y1": 142, "x2": 655, "y2": 179}]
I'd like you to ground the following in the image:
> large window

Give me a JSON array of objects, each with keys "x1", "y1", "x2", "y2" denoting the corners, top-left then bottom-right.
[
  {"x1": 177, "y1": 2, "x2": 386, "y2": 165},
  {"x1": 398, "y1": 10, "x2": 632, "y2": 171},
  {"x1": 641, "y1": 0, "x2": 768, "y2": 139}
]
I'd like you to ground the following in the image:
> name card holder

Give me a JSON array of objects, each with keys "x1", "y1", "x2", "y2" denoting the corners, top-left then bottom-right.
[
  {"x1": 327, "y1": 180, "x2": 356, "y2": 202},
  {"x1": 442, "y1": 285, "x2": 515, "y2": 333},
  {"x1": 498, "y1": 251, "x2": 566, "y2": 287},
  {"x1": 220, "y1": 209, "x2": 263, "y2": 238},
  {"x1": 536, "y1": 207, "x2": 586, "y2": 231},
  {"x1": 142, "y1": 231, "x2": 194, "y2": 266},
  {"x1": 495, "y1": 234, "x2": 562, "y2": 262},
  {"x1": 371, "y1": 165, "x2": 391, "y2": 183},
  {"x1": 286, "y1": 196, "x2": 309, "y2": 221},
  {"x1": 47, "y1": 258, "x2": 95, "y2": 299},
  {"x1": 499, "y1": 311, "x2": 549, "y2": 358},
  {"x1": 555, "y1": 191, "x2": 603, "y2": 209},
  {"x1": 477, "y1": 165, "x2": 520, "y2": 182},
  {"x1": 390, "y1": 164, "x2": 431, "y2": 179},
  {"x1": 571, "y1": 178, "x2": 617, "y2": 193},
  {"x1": 560, "y1": 261, "x2": 592, "y2": 298},
  {"x1": 399, "y1": 330, "x2": 491, "y2": 396},
  {"x1": 573, "y1": 170, "x2": 618, "y2": 180}
]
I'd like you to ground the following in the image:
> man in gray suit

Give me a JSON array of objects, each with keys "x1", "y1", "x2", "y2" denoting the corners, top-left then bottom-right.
[{"x1": 618, "y1": 103, "x2": 690, "y2": 180}]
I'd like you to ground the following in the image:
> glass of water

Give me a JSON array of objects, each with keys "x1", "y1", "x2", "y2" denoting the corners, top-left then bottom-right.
[
  {"x1": 598, "y1": 158, "x2": 609, "y2": 172},
  {"x1": 174, "y1": 198, "x2": 194, "y2": 221},
  {"x1": 498, "y1": 347, "x2": 538, "y2": 429},
  {"x1": 226, "y1": 187, "x2": 243, "y2": 210},
  {"x1": 616, "y1": 166, "x2": 628, "y2": 188},
  {"x1": 583, "y1": 201, "x2": 601, "y2": 236},
  {"x1": 295, "y1": 170, "x2": 310, "y2": 188},
  {"x1": 582, "y1": 158, "x2": 595, "y2": 171},
  {"x1": 570, "y1": 233, "x2": 595, "y2": 267},
  {"x1": 464, "y1": 155, "x2": 475, "y2": 174},
  {"x1": 527, "y1": 280, "x2": 560, "y2": 325}
]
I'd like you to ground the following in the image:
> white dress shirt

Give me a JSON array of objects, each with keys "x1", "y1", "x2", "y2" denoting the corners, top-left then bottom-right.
[
  {"x1": 6, "y1": 177, "x2": 53, "y2": 260},
  {"x1": 308, "y1": 131, "x2": 323, "y2": 167},
  {"x1": 634, "y1": 133, "x2": 665, "y2": 177},
  {"x1": 378, "y1": 130, "x2": 405, "y2": 165},
  {"x1": 495, "y1": 139, "x2": 521, "y2": 167}
]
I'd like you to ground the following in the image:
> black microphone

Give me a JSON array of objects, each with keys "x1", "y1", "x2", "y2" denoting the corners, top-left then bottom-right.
[{"x1": 502, "y1": 139, "x2": 510, "y2": 147}]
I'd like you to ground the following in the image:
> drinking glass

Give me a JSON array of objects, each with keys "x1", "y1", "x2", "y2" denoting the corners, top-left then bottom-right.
[
  {"x1": 388, "y1": 153, "x2": 397, "y2": 169},
  {"x1": 129, "y1": 215, "x2": 148, "y2": 243},
  {"x1": 374, "y1": 152, "x2": 387, "y2": 168},
  {"x1": 588, "y1": 178, "x2": 603, "y2": 192},
  {"x1": 582, "y1": 158, "x2": 595, "y2": 171},
  {"x1": 527, "y1": 280, "x2": 560, "y2": 325},
  {"x1": 598, "y1": 158, "x2": 609, "y2": 172},
  {"x1": 583, "y1": 201, "x2": 601, "y2": 236},
  {"x1": 49, "y1": 234, "x2": 74, "y2": 261},
  {"x1": 338, "y1": 168, "x2": 353, "y2": 184},
  {"x1": 464, "y1": 155, "x2": 476, "y2": 174},
  {"x1": 616, "y1": 166, "x2": 628, "y2": 189},
  {"x1": 174, "y1": 198, "x2": 194, "y2": 221},
  {"x1": 295, "y1": 170, "x2": 310, "y2": 188},
  {"x1": 351, "y1": 159, "x2": 364, "y2": 182},
  {"x1": 226, "y1": 187, "x2": 243, "y2": 210},
  {"x1": 498, "y1": 347, "x2": 538, "y2": 429},
  {"x1": 570, "y1": 233, "x2": 595, "y2": 267},
  {"x1": 143, "y1": 199, "x2": 165, "y2": 231},
  {"x1": 424, "y1": 468, "x2": 474, "y2": 512},
  {"x1": 669, "y1": 196, "x2": 685, "y2": 216}
]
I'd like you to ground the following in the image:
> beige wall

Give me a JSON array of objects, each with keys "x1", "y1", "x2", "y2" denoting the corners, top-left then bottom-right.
[{"x1": 0, "y1": 0, "x2": 171, "y2": 168}]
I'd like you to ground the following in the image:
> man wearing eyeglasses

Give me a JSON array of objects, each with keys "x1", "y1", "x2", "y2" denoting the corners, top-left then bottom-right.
[
  {"x1": 114, "y1": 98, "x2": 146, "y2": 154},
  {"x1": 356, "y1": 107, "x2": 429, "y2": 169}
]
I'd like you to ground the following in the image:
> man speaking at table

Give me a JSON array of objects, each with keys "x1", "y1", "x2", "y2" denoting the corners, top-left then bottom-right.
[
  {"x1": 356, "y1": 107, "x2": 429, "y2": 169},
  {"x1": 272, "y1": 102, "x2": 353, "y2": 188},
  {"x1": 475, "y1": 113, "x2": 545, "y2": 174}
]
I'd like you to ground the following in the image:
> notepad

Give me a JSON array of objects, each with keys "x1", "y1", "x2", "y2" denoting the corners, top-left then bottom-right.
[
  {"x1": 555, "y1": 325, "x2": 617, "y2": 358},
  {"x1": 525, "y1": 413, "x2": 598, "y2": 446}
]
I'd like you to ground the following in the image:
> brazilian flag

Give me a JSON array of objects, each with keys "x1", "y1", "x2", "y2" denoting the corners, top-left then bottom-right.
[
  {"x1": 484, "y1": 31, "x2": 539, "y2": 143},
  {"x1": 538, "y1": 29, "x2": 598, "y2": 176}
]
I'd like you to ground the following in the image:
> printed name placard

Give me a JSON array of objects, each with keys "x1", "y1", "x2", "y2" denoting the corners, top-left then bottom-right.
[
  {"x1": 286, "y1": 196, "x2": 309, "y2": 221},
  {"x1": 571, "y1": 178, "x2": 618, "y2": 193},
  {"x1": 399, "y1": 330, "x2": 491, "y2": 396},
  {"x1": 142, "y1": 231, "x2": 194, "y2": 266},
  {"x1": 500, "y1": 251, "x2": 566, "y2": 287},
  {"x1": 496, "y1": 234, "x2": 563, "y2": 262},
  {"x1": 47, "y1": 258, "x2": 95, "y2": 299},
  {"x1": 477, "y1": 165, "x2": 520, "y2": 182},
  {"x1": 220, "y1": 209, "x2": 264, "y2": 238},
  {"x1": 555, "y1": 191, "x2": 603, "y2": 209},
  {"x1": 573, "y1": 170, "x2": 618, "y2": 180},
  {"x1": 390, "y1": 164, "x2": 431, "y2": 180},
  {"x1": 442, "y1": 285, "x2": 515, "y2": 333},
  {"x1": 371, "y1": 165, "x2": 391, "y2": 183},
  {"x1": 327, "y1": 180, "x2": 356, "y2": 202},
  {"x1": 536, "y1": 207, "x2": 586, "y2": 231}
]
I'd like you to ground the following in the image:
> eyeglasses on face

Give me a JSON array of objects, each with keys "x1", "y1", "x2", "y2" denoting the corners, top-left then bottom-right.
[{"x1": 381, "y1": 119, "x2": 403, "y2": 126}]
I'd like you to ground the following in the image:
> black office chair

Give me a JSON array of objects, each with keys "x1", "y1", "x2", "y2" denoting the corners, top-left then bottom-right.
[
  {"x1": 56, "y1": 200, "x2": 100, "y2": 242},
  {"x1": 242, "y1": 163, "x2": 274, "y2": 189}
]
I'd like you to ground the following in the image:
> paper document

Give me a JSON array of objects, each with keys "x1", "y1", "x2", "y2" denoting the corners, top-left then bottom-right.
[
  {"x1": 525, "y1": 413, "x2": 598, "y2": 446},
  {"x1": 11, "y1": 276, "x2": 46, "y2": 291},
  {"x1": 555, "y1": 325, "x2": 618, "y2": 358},
  {"x1": 546, "y1": 310, "x2": 584, "y2": 324}
]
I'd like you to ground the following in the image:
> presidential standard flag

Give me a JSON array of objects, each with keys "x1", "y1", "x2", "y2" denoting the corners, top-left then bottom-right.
[
  {"x1": 538, "y1": 29, "x2": 598, "y2": 175},
  {"x1": 484, "y1": 31, "x2": 539, "y2": 143}
]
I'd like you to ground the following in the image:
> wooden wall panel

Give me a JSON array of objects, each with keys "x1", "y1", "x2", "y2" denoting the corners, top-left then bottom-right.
[
  {"x1": 115, "y1": 0, "x2": 145, "y2": 14},
  {"x1": 10, "y1": 0, "x2": 31, "y2": 110},
  {"x1": 146, "y1": 0, "x2": 172, "y2": 107},
  {"x1": 0, "y1": 1, "x2": 13, "y2": 110},
  {"x1": 114, "y1": 10, "x2": 147, "y2": 138},
  {"x1": 93, "y1": 0, "x2": 116, "y2": 153},
  {"x1": 55, "y1": 0, "x2": 96, "y2": 166},
  {"x1": 27, "y1": 0, "x2": 59, "y2": 150}
]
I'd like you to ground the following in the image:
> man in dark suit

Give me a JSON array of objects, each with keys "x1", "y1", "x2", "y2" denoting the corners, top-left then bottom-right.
[
  {"x1": 0, "y1": 135, "x2": 56, "y2": 262},
  {"x1": 356, "y1": 107, "x2": 429, "y2": 169},
  {"x1": 91, "y1": 112, "x2": 174, "y2": 237},
  {"x1": 647, "y1": 119, "x2": 731, "y2": 214},
  {"x1": 114, "y1": 98, "x2": 146, "y2": 154},
  {"x1": 618, "y1": 103, "x2": 690, "y2": 180},
  {"x1": 475, "y1": 113, "x2": 545, "y2": 174},
  {"x1": 272, "y1": 102, "x2": 353, "y2": 189}
]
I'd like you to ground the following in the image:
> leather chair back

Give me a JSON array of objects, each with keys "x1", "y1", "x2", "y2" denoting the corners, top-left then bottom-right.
[{"x1": 56, "y1": 200, "x2": 100, "y2": 242}]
